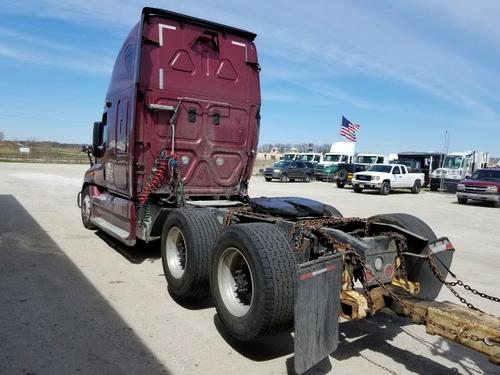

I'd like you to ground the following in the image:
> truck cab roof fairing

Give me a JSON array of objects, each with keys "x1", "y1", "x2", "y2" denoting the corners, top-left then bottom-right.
[{"x1": 142, "y1": 7, "x2": 257, "y2": 41}]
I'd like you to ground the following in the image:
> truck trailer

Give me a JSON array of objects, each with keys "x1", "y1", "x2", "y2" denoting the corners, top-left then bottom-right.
[
  {"x1": 394, "y1": 151, "x2": 444, "y2": 187},
  {"x1": 430, "y1": 151, "x2": 489, "y2": 193},
  {"x1": 79, "y1": 8, "x2": 500, "y2": 373}
]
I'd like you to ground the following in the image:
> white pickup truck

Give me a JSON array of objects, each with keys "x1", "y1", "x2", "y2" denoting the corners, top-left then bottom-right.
[{"x1": 352, "y1": 164, "x2": 424, "y2": 195}]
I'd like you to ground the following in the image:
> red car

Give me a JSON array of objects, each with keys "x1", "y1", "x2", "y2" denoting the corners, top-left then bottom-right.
[{"x1": 456, "y1": 168, "x2": 500, "y2": 207}]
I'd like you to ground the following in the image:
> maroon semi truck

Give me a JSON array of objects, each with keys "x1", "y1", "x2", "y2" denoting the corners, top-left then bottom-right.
[{"x1": 79, "y1": 8, "x2": 499, "y2": 373}]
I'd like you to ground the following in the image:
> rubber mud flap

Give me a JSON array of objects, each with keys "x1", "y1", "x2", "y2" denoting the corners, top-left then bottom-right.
[
  {"x1": 406, "y1": 237, "x2": 455, "y2": 301},
  {"x1": 294, "y1": 254, "x2": 342, "y2": 374}
]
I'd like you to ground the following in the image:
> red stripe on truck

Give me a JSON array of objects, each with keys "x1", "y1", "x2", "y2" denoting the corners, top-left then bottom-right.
[{"x1": 299, "y1": 264, "x2": 337, "y2": 281}]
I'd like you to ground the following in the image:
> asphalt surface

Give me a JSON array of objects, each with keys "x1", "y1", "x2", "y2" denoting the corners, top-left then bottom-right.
[{"x1": 0, "y1": 162, "x2": 498, "y2": 375}]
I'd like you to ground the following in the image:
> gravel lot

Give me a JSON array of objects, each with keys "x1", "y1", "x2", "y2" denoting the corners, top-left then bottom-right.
[{"x1": 0, "y1": 162, "x2": 498, "y2": 375}]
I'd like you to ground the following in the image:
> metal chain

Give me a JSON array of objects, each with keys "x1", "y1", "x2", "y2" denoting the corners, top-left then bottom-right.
[
  {"x1": 381, "y1": 231, "x2": 410, "y2": 285},
  {"x1": 349, "y1": 250, "x2": 491, "y2": 345},
  {"x1": 223, "y1": 208, "x2": 238, "y2": 227},
  {"x1": 426, "y1": 256, "x2": 485, "y2": 312},
  {"x1": 456, "y1": 281, "x2": 500, "y2": 302}
]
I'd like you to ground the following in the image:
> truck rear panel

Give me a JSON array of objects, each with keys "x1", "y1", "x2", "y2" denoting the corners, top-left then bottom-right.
[{"x1": 136, "y1": 8, "x2": 261, "y2": 198}]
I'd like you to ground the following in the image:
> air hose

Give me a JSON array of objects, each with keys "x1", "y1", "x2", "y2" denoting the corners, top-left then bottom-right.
[
  {"x1": 137, "y1": 156, "x2": 169, "y2": 206},
  {"x1": 138, "y1": 152, "x2": 185, "y2": 229}
]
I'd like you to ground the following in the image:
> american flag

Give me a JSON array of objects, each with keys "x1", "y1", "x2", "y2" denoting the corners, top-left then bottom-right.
[{"x1": 340, "y1": 116, "x2": 360, "y2": 142}]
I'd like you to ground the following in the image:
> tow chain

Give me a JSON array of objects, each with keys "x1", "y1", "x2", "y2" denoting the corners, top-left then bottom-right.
[
  {"x1": 427, "y1": 255, "x2": 500, "y2": 305},
  {"x1": 426, "y1": 256, "x2": 484, "y2": 312},
  {"x1": 381, "y1": 231, "x2": 410, "y2": 286}
]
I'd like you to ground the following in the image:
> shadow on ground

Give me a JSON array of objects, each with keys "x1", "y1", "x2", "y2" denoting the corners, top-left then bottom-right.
[
  {"x1": 332, "y1": 311, "x2": 496, "y2": 375},
  {"x1": 213, "y1": 314, "x2": 295, "y2": 362},
  {"x1": 214, "y1": 306, "x2": 496, "y2": 375},
  {"x1": 95, "y1": 230, "x2": 162, "y2": 264},
  {"x1": 0, "y1": 195, "x2": 169, "y2": 374}
]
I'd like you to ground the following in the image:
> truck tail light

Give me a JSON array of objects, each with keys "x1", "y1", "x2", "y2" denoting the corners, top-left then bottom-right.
[
  {"x1": 384, "y1": 264, "x2": 394, "y2": 279},
  {"x1": 364, "y1": 266, "x2": 374, "y2": 283}
]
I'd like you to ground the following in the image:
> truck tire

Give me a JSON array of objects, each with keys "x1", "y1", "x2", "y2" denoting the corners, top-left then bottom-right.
[
  {"x1": 337, "y1": 169, "x2": 348, "y2": 188},
  {"x1": 411, "y1": 180, "x2": 421, "y2": 194},
  {"x1": 80, "y1": 186, "x2": 97, "y2": 230},
  {"x1": 304, "y1": 173, "x2": 311, "y2": 183},
  {"x1": 457, "y1": 197, "x2": 467, "y2": 205},
  {"x1": 161, "y1": 208, "x2": 221, "y2": 298},
  {"x1": 380, "y1": 181, "x2": 391, "y2": 195},
  {"x1": 280, "y1": 173, "x2": 288, "y2": 183},
  {"x1": 210, "y1": 223, "x2": 296, "y2": 341},
  {"x1": 353, "y1": 186, "x2": 363, "y2": 193},
  {"x1": 265, "y1": 177, "x2": 272, "y2": 182},
  {"x1": 368, "y1": 213, "x2": 451, "y2": 300}
]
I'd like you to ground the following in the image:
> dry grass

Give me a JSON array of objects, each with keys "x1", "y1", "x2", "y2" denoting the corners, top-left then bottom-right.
[{"x1": 0, "y1": 141, "x2": 88, "y2": 164}]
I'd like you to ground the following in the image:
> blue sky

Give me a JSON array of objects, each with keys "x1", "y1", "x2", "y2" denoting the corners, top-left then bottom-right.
[{"x1": 0, "y1": 0, "x2": 499, "y2": 155}]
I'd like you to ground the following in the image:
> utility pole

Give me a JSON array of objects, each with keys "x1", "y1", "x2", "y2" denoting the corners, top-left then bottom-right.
[{"x1": 439, "y1": 130, "x2": 450, "y2": 191}]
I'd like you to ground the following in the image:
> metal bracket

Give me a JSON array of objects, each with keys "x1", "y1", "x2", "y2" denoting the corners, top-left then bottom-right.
[{"x1": 147, "y1": 103, "x2": 176, "y2": 112}]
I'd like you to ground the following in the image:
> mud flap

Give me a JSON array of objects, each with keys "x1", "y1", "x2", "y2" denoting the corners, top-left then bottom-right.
[
  {"x1": 294, "y1": 254, "x2": 342, "y2": 374},
  {"x1": 406, "y1": 237, "x2": 455, "y2": 301}
]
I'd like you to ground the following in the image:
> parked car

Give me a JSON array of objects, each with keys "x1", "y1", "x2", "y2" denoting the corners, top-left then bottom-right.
[
  {"x1": 264, "y1": 160, "x2": 314, "y2": 182},
  {"x1": 352, "y1": 164, "x2": 425, "y2": 195},
  {"x1": 456, "y1": 168, "x2": 500, "y2": 207}
]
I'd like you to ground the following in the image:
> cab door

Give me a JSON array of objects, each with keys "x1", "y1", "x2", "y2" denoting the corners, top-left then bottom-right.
[
  {"x1": 399, "y1": 166, "x2": 410, "y2": 186},
  {"x1": 391, "y1": 166, "x2": 402, "y2": 187},
  {"x1": 290, "y1": 161, "x2": 302, "y2": 179}
]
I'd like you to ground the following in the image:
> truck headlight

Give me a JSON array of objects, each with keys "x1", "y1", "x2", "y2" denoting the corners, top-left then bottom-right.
[
  {"x1": 273, "y1": 169, "x2": 280, "y2": 173},
  {"x1": 457, "y1": 183, "x2": 465, "y2": 191},
  {"x1": 374, "y1": 176, "x2": 381, "y2": 181},
  {"x1": 486, "y1": 186, "x2": 498, "y2": 193}
]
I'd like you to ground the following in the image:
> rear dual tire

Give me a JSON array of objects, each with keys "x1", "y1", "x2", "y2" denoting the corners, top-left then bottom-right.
[
  {"x1": 161, "y1": 208, "x2": 221, "y2": 298},
  {"x1": 210, "y1": 223, "x2": 297, "y2": 341}
]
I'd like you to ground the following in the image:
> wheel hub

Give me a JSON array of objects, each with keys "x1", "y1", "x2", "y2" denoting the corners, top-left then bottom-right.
[
  {"x1": 166, "y1": 226, "x2": 187, "y2": 279},
  {"x1": 82, "y1": 195, "x2": 91, "y2": 221},
  {"x1": 218, "y1": 247, "x2": 254, "y2": 317}
]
